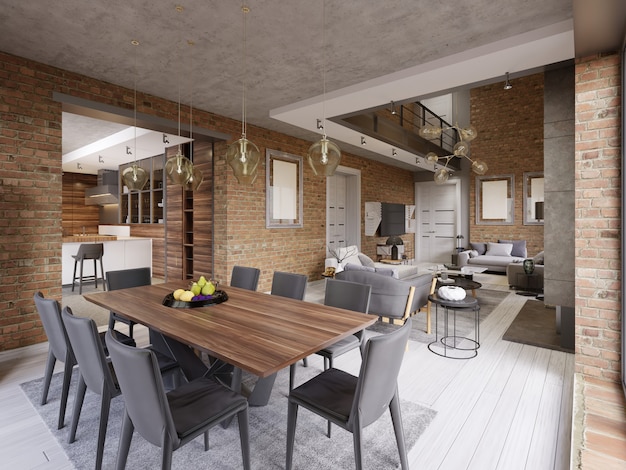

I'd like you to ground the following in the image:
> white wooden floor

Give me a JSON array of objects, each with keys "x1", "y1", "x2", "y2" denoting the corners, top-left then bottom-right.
[{"x1": 0, "y1": 272, "x2": 574, "y2": 469}]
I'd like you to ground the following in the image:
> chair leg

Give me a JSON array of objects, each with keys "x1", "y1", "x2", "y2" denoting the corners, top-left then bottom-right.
[
  {"x1": 286, "y1": 401, "x2": 299, "y2": 470},
  {"x1": 41, "y1": 350, "x2": 55, "y2": 405},
  {"x1": 289, "y1": 364, "x2": 296, "y2": 391},
  {"x1": 72, "y1": 260, "x2": 78, "y2": 292},
  {"x1": 204, "y1": 430, "x2": 209, "y2": 451},
  {"x1": 352, "y1": 425, "x2": 364, "y2": 470},
  {"x1": 116, "y1": 411, "x2": 134, "y2": 470},
  {"x1": 161, "y1": 438, "x2": 173, "y2": 470},
  {"x1": 93, "y1": 259, "x2": 98, "y2": 289},
  {"x1": 237, "y1": 407, "x2": 251, "y2": 470},
  {"x1": 95, "y1": 392, "x2": 112, "y2": 470},
  {"x1": 389, "y1": 394, "x2": 409, "y2": 470},
  {"x1": 302, "y1": 357, "x2": 308, "y2": 367},
  {"x1": 78, "y1": 259, "x2": 84, "y2": 295},
  {"x1": 58, "y1": 357, "x2": 74, "y2": 430},
  {"x1": 68, "y1": 375, "x2": 86, "y2": 442}
]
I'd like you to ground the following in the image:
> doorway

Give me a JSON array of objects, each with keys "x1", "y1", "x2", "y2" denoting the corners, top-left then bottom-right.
[
  {"x1": 415, "y1": 180, "x2": 461, "y2": 264},
  {"x1": 326, "y1": 166, "x2": 361, "y2": 255}
]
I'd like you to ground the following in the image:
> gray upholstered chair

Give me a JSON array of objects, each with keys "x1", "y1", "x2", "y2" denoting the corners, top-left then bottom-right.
[
  {"x1": 270, "y1": 271, "x2": 308, "y2": 300},
  {"x1": 286, "y1": 318, "x2": 412, "y2": 470},
  {"x1": 105, "y1": 330, "x2": 251, "y2": 470},
  {"x1": 33, "y1": 291, "x2": 76, "y2": 430},
  {"x1": 230, "y1": 266, "x2": 261, "y2": 290},
  {"x1": 336, "y1": 269, "x2": 433, "y2": 331},
  {"x1": 106, "y1": 267, "x2": 152, "y2": 338},
  {"x1": 71, "y1": 243, "x2": 105, "y2": 294},
  {"x1": 61, "y1": 306, "x2": 121, "y2": 470}
]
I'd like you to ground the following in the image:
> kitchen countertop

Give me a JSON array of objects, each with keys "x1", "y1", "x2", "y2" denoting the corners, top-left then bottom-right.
[{"x1": 62, "y1": 234, "x2": 118, "y2": 243}]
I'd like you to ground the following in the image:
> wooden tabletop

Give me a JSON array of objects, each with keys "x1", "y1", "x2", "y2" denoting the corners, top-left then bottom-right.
[{"x1": 84, "y1": 281, "x2": 376, "y2": 378}]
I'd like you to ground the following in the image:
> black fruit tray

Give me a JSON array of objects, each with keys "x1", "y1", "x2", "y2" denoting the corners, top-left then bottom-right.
[{"x1": 162, "y1": 290, "x2": 228, "y2": 309}]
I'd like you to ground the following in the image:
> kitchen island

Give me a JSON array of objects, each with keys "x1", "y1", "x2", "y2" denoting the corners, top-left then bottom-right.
[{"x1": 61, "y1": 236, "x2": 152, "y2": 286}]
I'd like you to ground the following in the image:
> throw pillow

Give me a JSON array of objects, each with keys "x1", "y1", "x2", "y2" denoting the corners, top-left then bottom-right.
[
  {"x1": 358, "y1": 253, "x2": 376, "y2": 268},
  {"x1": 470, "y1": 242, "x2": 487, "y2": 255},
  {"x1": 533, "y1": 251, "x2": 545, "y2": 265},
  {"x1": 344, "y1": 263, "x2": 375, "y2": 273},
  {"x1": 498, "y1": 239, "x2": 527, "y2": 258},
  {"x1": 374, "y1": 267, "x2": 395, "y2": 277},
  {"x1": 485, "y1": 242, "x2": 512, "y2": 257},
  {"x1": 468, "y1": 250, "x2": 479, "y2": 258}
]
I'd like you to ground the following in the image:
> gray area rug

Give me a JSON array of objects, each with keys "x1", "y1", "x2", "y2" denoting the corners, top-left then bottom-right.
[
  {"x1": 21, "y1": 363, "x2": 436, "y2": 469},
  {"x1": 503, "y1": 298, "x2": 574, "y2": 353},
  {"x1": 369, "y1": 288, "x2": 511, "y2": 344}
]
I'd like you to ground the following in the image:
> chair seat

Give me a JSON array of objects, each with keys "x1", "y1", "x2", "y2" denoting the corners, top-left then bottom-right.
[
  {"x1": 167, "y1": 378, "x2": 248, "y2": 438},
  {"x1": 290, "y1": 368, "x2": 357, "y2": 423},
  {"x1": 317, "y1": 335, "x2": 360, "y2": 359}
]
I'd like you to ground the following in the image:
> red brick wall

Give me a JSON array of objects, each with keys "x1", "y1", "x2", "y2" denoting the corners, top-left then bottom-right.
[
  {"x1": 469, "y1": 73, "x2": 545, "y2": 256},
  {"x1": 0, "y1": 51, "x2": 416, "y2": 349},
  {"x1": 574, "y1": 53, "x2": 622, "y2": 383}
]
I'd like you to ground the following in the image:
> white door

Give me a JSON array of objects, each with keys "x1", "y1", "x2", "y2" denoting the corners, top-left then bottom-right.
[
  {"x1": 416, "y1": 181, "x2": 460, "y2": 264},
  {"x1": 326, "y1": 166, "x2": 361, "y2": 255}
]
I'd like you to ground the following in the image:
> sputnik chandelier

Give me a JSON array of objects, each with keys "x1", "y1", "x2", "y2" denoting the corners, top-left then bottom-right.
[{"x1": 418, "y1": 123, "x2": 488, "y2": 184}]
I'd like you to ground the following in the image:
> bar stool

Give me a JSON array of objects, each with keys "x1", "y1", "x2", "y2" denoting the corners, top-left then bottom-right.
[{"x1": 71, "y1": 243, "x2": 105, "y2": 294}]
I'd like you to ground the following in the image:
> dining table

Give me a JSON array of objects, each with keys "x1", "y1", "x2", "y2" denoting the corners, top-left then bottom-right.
[{"x1": 83, "y1": 280, "x2": 376, "y2": 406}]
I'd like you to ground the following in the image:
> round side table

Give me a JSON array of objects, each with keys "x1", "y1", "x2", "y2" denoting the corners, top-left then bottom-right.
[{"x1": 427, "y1": 293, "x2": 480, "y2": 359}]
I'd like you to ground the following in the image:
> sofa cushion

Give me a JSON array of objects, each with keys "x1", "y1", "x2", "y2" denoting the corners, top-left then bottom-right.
[
  {"x1": 470, "y1": 242, "x2": 487, "y2": 255},
  {"x1": 486, "y1": 242, "x2": 512, "y2": 257},
  {"x1": 533, "y1": 250, "x2": 545, "y2": 265},
  {"x1": 468, "y1": 250, "x2": 479, "y2": 258},
  {"x1": 374, "y1": 267, "x2": 395, "y2": 277},
  {"x1": 344, "y1": 263, "x2": 374, "y2": 273},
  {"x1": 498, "y1": 239, "x2": 527, "y2": 258},
  {"x1": 358, "y1": 253, "x2": 376, "y2": 268}
]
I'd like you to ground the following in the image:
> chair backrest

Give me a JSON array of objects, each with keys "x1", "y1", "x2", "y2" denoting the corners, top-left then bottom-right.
[
  {"x1": 61, "y1": 306, "x2": 116, "y2": 395},
  {"x1": 33, "y1": 292, "x2": 72, "y2": 363},
  {"x1": 324, "y1": 278, "x2": 371, "y2": 313},
  {"x1": 349, "y1": 317, "x2": 412, "y2": 430},
  {"x1": 231, "y1": 266, "x2": 260, "y2": 291},
  {"x1": 105, "y1": 330, "x2": 178, "y2": 449},
  {"x1": 75, "y1": 243, "x2": 104, "y2": 260},
  {"x1": 106, "y1": 267, "x2": 151, "y2": 291},
  {"x1": 270, "y1": 271, "x2": 308, "y2": 300}
]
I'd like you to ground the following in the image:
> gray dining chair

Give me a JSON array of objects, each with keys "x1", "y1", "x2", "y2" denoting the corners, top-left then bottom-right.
[
  {"x1": 105, "y1": 330, "x2": 251, "y2": 470},
  {"x1": 286, "y1": 318, "x2": 412, "y2": 470},
  {"x1": 61, "y1": 306, "x2": 121, "y2": 470},
  {"x1": 71, "y1": 243, "x2": 105, "y2": 294},
  {"x1": 230, "y1": 265, "x2": 261, "y2": 290},
  {"x1": 106, "y1": 267, "x2": 152, "y2": 339},
  {"x1": 33, "y1": 291, "x2": 76, "y2": 430}
]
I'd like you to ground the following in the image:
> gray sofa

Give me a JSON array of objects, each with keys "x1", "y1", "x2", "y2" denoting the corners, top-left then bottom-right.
[
  {"x1": 336, "y1": 269, "x2": 432, "y2": 324},
  {"x1": 457, "y1": 240, "x2": 527, "y2": 273}
]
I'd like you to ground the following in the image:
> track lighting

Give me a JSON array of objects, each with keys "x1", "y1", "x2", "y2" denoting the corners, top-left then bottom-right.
[
  {"x1": 392, "y1": 148, "x2": 397, "y2": 157},
  {"x1": 504, "y1": 72, "x2": 512, "y2": 90},
  {"x1": 361, "y1": 136, "x2": 366, "y2": 145},
  {"x1": 390, "y1": 101, "x2": 397, "y2": 115}
]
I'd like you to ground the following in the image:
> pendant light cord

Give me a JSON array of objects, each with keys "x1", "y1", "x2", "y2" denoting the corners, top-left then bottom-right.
[
  {"x1": 241, "y1": 4, "x2": 249, "y2": 139},
  {"x1": 132, "y1": 40, "x2": 138, "y2": 164},
  {"x1": 321, "y1": 0, "x2": 327, "y2": 139},
  {"x1": 189, "y1": 40, "x2": 194, "y2": 161}
]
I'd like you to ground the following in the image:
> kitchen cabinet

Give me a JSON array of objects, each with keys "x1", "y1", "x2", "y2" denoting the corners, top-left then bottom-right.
[{"x1": 119, "y1": 155, "x2": 164, "y2": 224}]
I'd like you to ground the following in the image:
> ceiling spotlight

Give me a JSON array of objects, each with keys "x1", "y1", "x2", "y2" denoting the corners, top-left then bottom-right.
[
  {"x1": 98, "y1": 155, "x2": 104, "y2": 163},
  {"x1": 390, "y1": 101, "x2": 397, "y2": 115},
  {"x1": 392, "y1": 148, "x2": 397, "y2": 157},
  {"x1": 316, "y1": 119, "x2": 323, "y2": 130},
  {"x1": 361, "y1": 136, "x2": 366, "y2": 145},
  {"x1": 504, "y1": 72, "x2": 512, "y2": 90}
]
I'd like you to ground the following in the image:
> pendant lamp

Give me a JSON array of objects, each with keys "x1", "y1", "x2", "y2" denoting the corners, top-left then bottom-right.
[
  {"x1": 307, "y1": 0, "x2": 341, "y2": 177},
  {"x1": 165, "y1": 5, "x2": 194, "y2": 186},
  {"x1": 183, "y1": 40, "x2": 203, "y2": 191},
  {"x1": 122, "y1": 40, "x2": 149, "y2": 191},
  {"x1": 226, "y1": 4, "x2": 260, "y2": 185}
]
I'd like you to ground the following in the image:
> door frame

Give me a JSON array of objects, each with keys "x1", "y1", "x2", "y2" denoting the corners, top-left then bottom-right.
[
  {"x1": 414, "y1": 179, "x2": 462, "y2": 264},
  {"x1": 326, "y1": 165, "x2": 361, "y2": 253}
]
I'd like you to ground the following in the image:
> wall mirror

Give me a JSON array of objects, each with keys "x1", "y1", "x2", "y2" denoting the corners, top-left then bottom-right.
[
  {"x1": 266, "y1": 149, "x2": 303, "y2": 228},
  {"x1": 523, "y1": 171, "x2": 544, "y2": 225},
  {"x1": 476, "y1": 174, "x2": 514, "y2": 225}
]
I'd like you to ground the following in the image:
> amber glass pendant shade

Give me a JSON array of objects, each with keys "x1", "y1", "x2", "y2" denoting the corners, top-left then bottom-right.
[
  {"x1": 226, "y1": 137, "x2": 260, "y2": 185},
  {"x1": 307, "y1": 136, "x2": 341, "y2": 176},
  {"x1": 122, "y1": 164, "x2": 149, "y2": 191}
]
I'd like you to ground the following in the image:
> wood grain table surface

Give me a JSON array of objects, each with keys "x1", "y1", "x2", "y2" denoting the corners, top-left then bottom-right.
[{"x1": 84, "y1": 281, "x2": 376, "y2": 378}]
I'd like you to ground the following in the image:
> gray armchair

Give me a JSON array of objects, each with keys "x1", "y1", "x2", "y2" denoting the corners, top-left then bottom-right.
[{"x1": 336, "y1": 270, "x2": 433, "y2": 329}]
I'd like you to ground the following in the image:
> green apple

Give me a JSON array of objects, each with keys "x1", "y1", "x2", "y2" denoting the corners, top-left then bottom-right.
[
  {"x1": 190, "y1": 282, "x2": 201, "y2": 296},
  {"x1": 201, "y1": 281, "x2": 215, "y2": 296}
]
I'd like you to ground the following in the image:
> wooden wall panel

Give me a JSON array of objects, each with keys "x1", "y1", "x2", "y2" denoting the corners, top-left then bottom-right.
[
  {"x1": 191, "y1": 141, "x2": 213, "y2": 279},
  {"x1": 62, "y1": 172, "x2": 99, "y2": 236},
  {"x1": 165, "y1": 146, "x2": 184, "y2": 280}
]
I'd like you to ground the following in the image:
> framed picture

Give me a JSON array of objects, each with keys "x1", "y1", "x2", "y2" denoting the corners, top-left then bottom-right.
[
  {"x1": 476, "y1": 174, "x2": 515, "y2": 225},
  {"x1": 523, "y1": 171, "x2": 544, "y2": 225},
  {"x1": 266, "y1": 149, "x2": 303, "y2": 228}
]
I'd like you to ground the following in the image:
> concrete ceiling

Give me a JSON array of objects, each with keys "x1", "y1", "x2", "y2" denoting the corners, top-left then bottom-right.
[{"x1": 0, "y1": 1, "x2": 623, "y2": 174}]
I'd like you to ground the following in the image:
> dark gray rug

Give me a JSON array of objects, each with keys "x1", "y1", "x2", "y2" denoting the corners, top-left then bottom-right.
[
  {"x1": 503, "y1": 299, "x2": 574, "y2": 353},
  {"x1": 21, "y1": 363, "x2": 436, "y2": 469},
  {"x1": 368, "y1": 288, "x2": 511, "y2": 344}
]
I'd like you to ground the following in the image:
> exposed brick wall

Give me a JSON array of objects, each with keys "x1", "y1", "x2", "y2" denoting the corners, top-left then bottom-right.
[
  {"x1": 469, "y1": 73, "x2": 545, "y2": 256},
  {"x1": 0, "y1": 51, "x2": 417, "y2": 349},
  {"x1": 574, "y1": 53, "x2": 622, "y2": 383}
]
